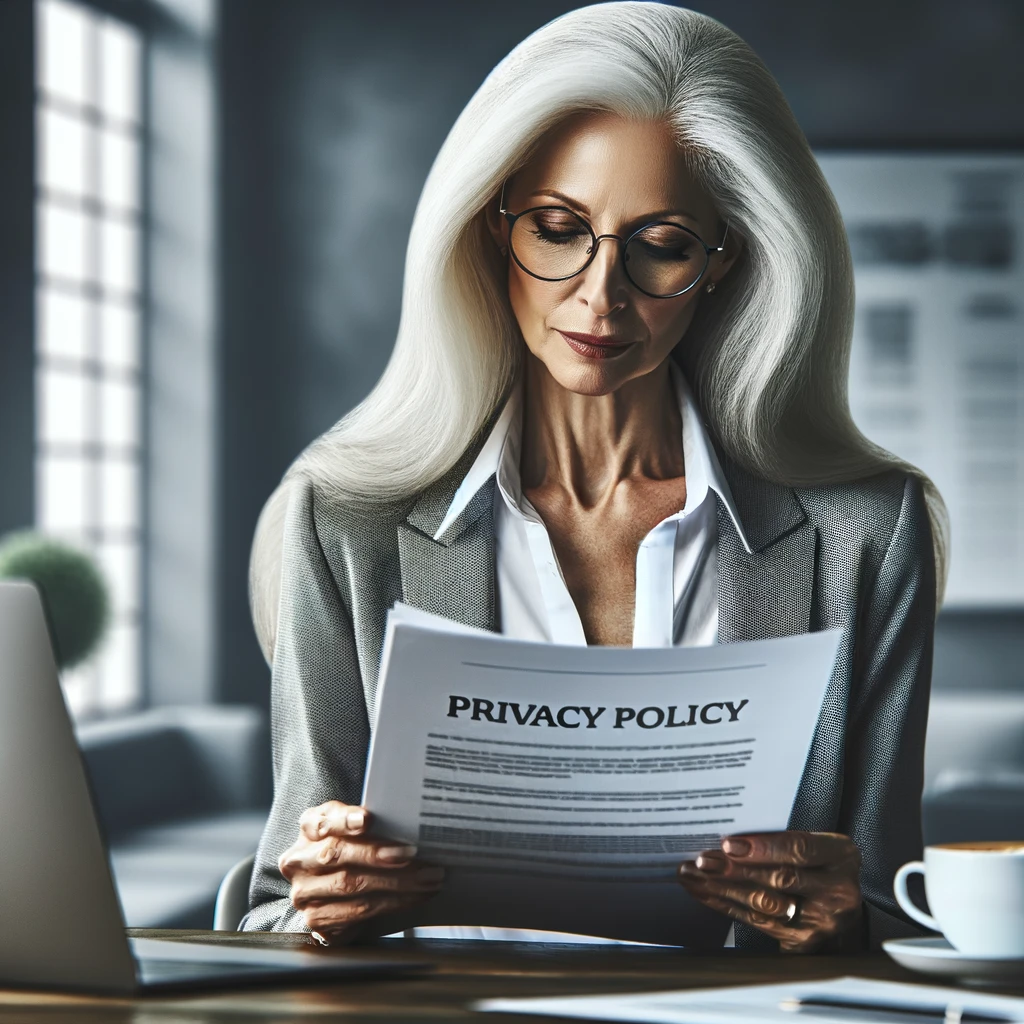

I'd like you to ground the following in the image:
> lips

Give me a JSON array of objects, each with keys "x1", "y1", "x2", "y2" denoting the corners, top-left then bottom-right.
[{"x1": 557, "y1": 330, "x2": 635, "y2": 361}]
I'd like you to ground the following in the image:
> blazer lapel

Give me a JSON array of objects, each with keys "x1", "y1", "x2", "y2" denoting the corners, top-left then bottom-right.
[
  {"x1": 715, "y1": 454, "x2": 817, "y2": 644},
  {"x1": 397, "y1": 492, "x2": 497, "y2": 631},
  {"x1": 397, "y1": 432, "x2": 499, "y2": 632}
]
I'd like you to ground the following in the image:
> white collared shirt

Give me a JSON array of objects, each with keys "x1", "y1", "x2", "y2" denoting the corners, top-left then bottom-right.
[
  {"x1": 410, "y1": 363, "x2": 752, "y2": 945},
  {"x1": 434, "y1": 361, "x2": 752, "y2": 646}
]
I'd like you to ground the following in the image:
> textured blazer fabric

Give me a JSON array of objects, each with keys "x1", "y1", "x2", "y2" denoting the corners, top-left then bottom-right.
[{"x1": 241, "y1": 426, "x2": 936, "y2": 951}]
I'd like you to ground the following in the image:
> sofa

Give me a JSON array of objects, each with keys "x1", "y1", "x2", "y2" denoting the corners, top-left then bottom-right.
[
  {"x1": 76, "y1": 704, "x2": 271, "y2": 929},
  {"x1": 922, "y1": 693, "x2": 1024, "y2": 845}
]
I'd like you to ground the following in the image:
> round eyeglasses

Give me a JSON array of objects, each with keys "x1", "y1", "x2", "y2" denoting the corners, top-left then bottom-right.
[{"x1": 498, "y1": 181, "x2": 729, "y2": 299}]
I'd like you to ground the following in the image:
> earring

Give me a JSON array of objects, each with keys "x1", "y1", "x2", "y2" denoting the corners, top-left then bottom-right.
[{"x1": 705, "y1": 280, "x2": 717, "y2": 294}]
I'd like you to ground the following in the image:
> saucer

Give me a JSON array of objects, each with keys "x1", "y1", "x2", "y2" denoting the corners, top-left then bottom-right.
[{"x1": 883, "y1": 936, "x2": 1024, "y2": 986}]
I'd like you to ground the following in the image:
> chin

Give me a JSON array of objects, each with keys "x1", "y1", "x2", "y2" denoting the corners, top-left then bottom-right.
[{"x1": 546, "y1": 356, "x2": 632, "y2": 397}]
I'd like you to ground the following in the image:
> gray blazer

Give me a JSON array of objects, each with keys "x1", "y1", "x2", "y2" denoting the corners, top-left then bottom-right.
[{"x1": 241, "y1": 425, "x2": 936, "y2": 951}]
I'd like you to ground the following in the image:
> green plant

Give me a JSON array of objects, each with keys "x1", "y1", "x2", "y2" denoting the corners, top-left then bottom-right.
[{"x1": 0, "y1": 530, "x2": 111, "y2": 668}]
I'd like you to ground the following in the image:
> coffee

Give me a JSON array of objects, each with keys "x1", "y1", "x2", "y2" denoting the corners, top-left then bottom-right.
[{"x1": 934, "y1": 841, "x2": 1024, "y2": 852}]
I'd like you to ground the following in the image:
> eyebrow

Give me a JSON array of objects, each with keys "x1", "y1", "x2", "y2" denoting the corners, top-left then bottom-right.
[{"x1": 529, "y1": 188, "x2": 701, "y2": 225}]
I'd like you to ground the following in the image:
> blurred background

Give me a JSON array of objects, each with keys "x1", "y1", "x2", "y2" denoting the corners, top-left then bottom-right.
[{"x1": 1, "y1": 0, "x2": 1022, "y2": 929}]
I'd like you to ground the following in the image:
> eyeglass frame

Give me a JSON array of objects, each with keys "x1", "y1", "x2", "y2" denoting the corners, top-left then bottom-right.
[{"x1": 498, "y1": 179, "x2": 730, "y2": 299}]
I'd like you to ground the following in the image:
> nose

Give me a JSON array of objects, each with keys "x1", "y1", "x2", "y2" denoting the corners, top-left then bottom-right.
[{"x1": 578, "y1": 234, "x2": 629, "y2": 312}]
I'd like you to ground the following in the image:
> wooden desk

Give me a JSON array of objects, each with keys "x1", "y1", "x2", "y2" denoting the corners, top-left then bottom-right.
[{"x1": 0, "y1": 928, "x2": 1009, "y2": 1022}]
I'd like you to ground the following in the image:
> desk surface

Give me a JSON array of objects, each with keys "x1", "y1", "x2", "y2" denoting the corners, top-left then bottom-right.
[{"x1": 0, "y1": 928, "x2": 1012, "y2": 1022}]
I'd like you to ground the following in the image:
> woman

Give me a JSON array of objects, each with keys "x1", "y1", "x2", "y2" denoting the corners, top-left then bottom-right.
[{"x1": 240, "y1": 2, "x2": 946, "y2": 954}]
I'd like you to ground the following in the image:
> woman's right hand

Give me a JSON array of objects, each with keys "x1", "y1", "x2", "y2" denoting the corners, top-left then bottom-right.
[{"x1": 278, "y1": 800, "x2": 444, "y2": 943}]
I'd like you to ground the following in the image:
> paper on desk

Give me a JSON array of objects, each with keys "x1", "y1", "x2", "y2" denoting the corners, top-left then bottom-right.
[
  {"x1": 476, "y1": 976, "x2": 1024, "y2": 1023},
  {"x1": 362, "y1": 604, "x2": 841, "y2": 947}
]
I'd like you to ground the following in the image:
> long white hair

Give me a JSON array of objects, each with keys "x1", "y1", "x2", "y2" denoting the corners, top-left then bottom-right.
[{"x1": 249, "y1": 1, "x2": 948, "y2": 663}]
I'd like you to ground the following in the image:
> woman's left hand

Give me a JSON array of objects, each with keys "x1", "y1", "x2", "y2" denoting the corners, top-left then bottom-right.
[{"x1": 677, "y1": 831, "x2": 864, "y2": 953}]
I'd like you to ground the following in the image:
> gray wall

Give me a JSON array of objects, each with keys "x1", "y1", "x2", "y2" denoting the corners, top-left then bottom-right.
[{"x1": 215, "y1": 0, "x2": 1024, "y2": 708}]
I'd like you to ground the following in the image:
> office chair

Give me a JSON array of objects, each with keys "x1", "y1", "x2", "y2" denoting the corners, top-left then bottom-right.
[{"x1": 213, "y1": 852, "x2": 256, "y2": 931}]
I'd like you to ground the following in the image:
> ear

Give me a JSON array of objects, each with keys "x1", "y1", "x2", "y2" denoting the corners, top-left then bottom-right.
[
  {"x1": 484, "y1": 183, "x2": 508, "y2": 252},
  {"x1": 707, "y1": 223, "x2": 744, "y2": 287}
]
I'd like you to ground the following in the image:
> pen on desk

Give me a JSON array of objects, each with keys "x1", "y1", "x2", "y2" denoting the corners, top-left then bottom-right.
[{"x1": 779, "y1": 995, "x2": 1017, "y2": 1024}]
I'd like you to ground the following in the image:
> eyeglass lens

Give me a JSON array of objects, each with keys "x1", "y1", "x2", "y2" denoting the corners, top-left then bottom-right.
[{"x1": 510, "y1": 208, "x2": 709, "y2": 296}]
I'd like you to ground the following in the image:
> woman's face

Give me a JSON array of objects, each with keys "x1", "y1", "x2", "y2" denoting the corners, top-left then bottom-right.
[{"x1": 486, "y1": 112, "x2": 740, "y2": 397}]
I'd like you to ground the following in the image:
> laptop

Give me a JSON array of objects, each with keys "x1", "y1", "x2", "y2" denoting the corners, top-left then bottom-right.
[{"x1": 0, "y1": 579, "x2": 428, "y2": 994}]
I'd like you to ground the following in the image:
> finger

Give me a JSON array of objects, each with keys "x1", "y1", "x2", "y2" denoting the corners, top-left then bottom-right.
[
  {"x1": 680, "y1": 867, "x2": 856, "y2": 953},
  {"x1": 299, "y1": 802, "x2": 371, "y2": 841},
  {"x1": 691, "y1": 848, "x2": 723, "y2": 863},
  {"x1": 688, "y1": 888, "x2": 810, "y2": 943},
  {"x1": 720, "y1": 831, "x2": 859, "y2": 868},
  {"x1": 291, "y1": 864, "x2": 444, "y2": 908},
  {"x1": 279, "y1": 837, "x2": 418, "y2": 877},
  {"x1": 679, "y1": 872, "x2": 795, "y2": 920},
  {"x1": 685, "y1": 855, "x2": 821, "y2": 895},
  {"x1": 302, "y1": 892, "x2": 429, "y2": 935},
  {"x1": 681, "y1": 882, "x2": 780, "y2": 931}
]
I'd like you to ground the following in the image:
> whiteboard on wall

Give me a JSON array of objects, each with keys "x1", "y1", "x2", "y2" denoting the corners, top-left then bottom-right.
[{"x1": 814, "y1": 151, "x2": 1024, "y2": 608}]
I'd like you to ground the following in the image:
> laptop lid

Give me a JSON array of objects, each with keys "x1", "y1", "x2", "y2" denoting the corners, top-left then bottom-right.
[{"x1": 0, "y1": 580, "x2": 138, "y2": 994}]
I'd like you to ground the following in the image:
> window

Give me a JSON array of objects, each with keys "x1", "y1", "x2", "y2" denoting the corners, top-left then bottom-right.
[{"x1": 34, "y1": 0, "x2": 146, "y2": 716}]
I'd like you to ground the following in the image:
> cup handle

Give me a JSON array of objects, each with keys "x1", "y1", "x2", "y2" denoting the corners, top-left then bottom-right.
[{"x1": 893, "y1": 860, "x2": 941, "y2": 932}]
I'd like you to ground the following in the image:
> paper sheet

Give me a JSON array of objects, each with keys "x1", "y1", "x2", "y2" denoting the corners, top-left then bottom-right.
[
  {"x1": 476, "y1": 975, "x2": 1024, "y2": 1023},
  {"x1": 362, "y1": 606, "x2": 841, "y2": 946}
]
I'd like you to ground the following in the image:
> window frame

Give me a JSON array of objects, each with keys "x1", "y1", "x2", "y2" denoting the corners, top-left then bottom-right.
[{"x1": 33, "y1": 0, "x2": 153, "y2": 719}]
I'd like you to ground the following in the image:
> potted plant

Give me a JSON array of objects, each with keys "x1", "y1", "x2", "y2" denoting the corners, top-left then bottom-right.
[{"x1": 0, "y1": 530, "x2": 111, "y2": 668}]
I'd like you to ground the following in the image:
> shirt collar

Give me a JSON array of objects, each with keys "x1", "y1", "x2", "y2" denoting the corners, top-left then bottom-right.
[{"x1": 432, "y1": 362, "x2": 753, "y2": 554}]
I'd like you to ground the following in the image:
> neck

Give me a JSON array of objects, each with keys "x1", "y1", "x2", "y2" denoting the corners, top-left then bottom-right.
[{"x1": 520, "y1": 353, "x2": 684, "y2": 507}]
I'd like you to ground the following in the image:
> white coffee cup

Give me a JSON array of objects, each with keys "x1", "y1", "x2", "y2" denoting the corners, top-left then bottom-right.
[{"x1": 894, "y1": 841, "x2": 1024, "y2": 958}]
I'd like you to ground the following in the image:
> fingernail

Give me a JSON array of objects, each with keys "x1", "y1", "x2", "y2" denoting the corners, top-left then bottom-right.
[
  {"x1": 315, "y1": 844, "x2": 335, "y2": 865},
  {"x1": 722, "y1": 837, "x2": 751, "y2": 857},
  {"x1": 416, "y1": 865, "x2": 445, "y2": 884},
  {"x1": 346, "y1": 808, "x2": 366, "y2": 831},
  {"x1": 317, "y1": 816, "x2": 330, "y2": 838},
  {"x1": 696, "y1": 851, "x2": 728, "y2": 873},
  {"x1": 378, "y1": 844, "x2": 417, "y2": 863}
]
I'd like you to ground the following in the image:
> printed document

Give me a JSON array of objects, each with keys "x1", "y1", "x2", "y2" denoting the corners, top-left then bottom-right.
[
  {"x1": 476, "y1": 976, "x2": 1024, "y2": 1023},
  {"x1": 362, "y1": 605, "x2": 841, "y2": 946}
]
